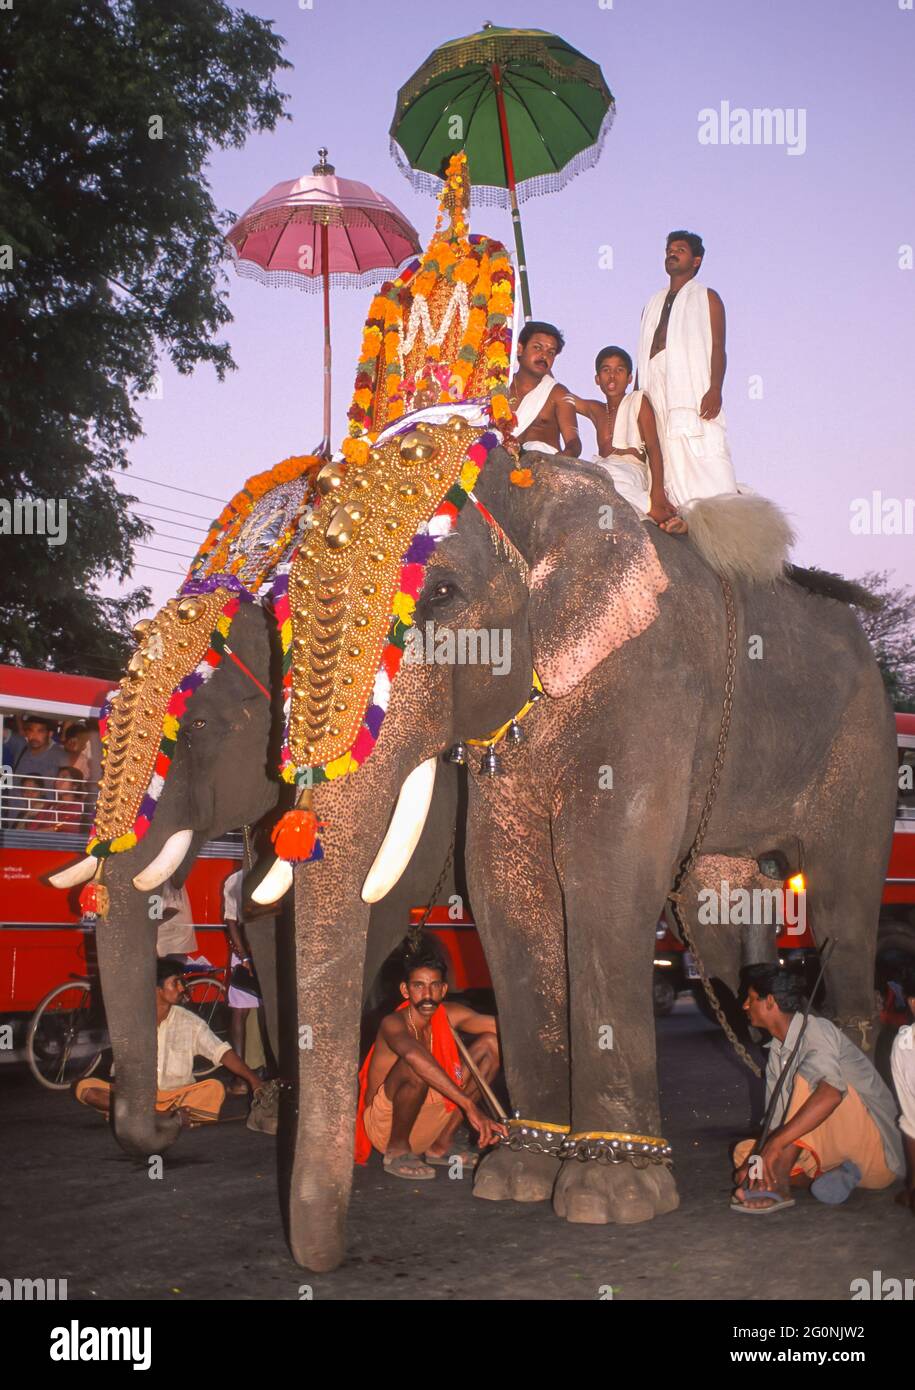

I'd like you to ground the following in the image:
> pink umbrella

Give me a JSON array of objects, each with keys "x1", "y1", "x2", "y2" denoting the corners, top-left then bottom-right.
[{"x1": 226, "y1": 150, "x2": 421, "y2": 455}]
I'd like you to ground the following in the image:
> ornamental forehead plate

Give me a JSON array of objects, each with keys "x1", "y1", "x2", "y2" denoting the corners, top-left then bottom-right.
[
  {"x1": 287, "y1": 422, "x2": 477, "y2": 770},
  {"x1": 94, "y1": 587, "x2": 235, "y2": 842}
]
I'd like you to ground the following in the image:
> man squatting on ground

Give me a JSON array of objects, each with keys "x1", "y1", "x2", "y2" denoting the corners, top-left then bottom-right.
[
  {"x1": 355, "y1": 940, "x2": 506, "y2": 1180},
  {"x1": 75, "y1": 957, "x2": 264, "y2": 1126},
  {"x1": 731, "y1": 965, "x2": 904, "y2": 1212}
]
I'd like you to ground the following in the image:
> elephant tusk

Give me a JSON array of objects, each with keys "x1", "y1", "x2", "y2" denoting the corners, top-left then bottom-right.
[
  {"x1": 361, "y1": 757, "x2": 437, "y2": 904},
  {"x1": 250, "y1": 857, "x2": 294, "y2": 906},
  {"x1": 131, "y1": 829, "x2": 194, "y2": 891},
  {"x1": 48, "y1": 855, "x2": 99, "y2": 889}
]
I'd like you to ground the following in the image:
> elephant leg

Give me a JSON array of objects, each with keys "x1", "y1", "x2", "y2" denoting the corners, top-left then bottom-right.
[
  {"x1": 803, "y1": 839, "x2": 885, "y2": 1049},
  {"x1": 551, "y1": 808, "x2": 682, "y2": 1226},
  {"x1": 466, "y1": 788, "x2": 568, "y2": 1203},
  {"x1": 95, "y1": 864, "x2": 181, "y2": 1157}
]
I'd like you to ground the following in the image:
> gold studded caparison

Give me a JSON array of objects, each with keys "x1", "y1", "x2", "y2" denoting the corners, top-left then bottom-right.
[
  {"x1": 287, "y1": 418, "x2": 476, "y2": 769},
  {"x1": 93, "y1": 590, "x2": 234, "y2": 843}
]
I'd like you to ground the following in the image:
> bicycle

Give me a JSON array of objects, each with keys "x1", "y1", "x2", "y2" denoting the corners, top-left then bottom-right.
[{"x1": 26, "y1": 969, "x2": 230, "y2": 1091}]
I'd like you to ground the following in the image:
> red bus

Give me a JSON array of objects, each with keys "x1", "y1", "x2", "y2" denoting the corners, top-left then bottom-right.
[{"x1": 0, "y1": 665, "x2": 235, "y2": 1046}]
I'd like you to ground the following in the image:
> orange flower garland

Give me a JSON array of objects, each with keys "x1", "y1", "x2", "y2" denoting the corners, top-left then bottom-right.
[{"x1": 342, "y1": 152, "x2": 514, "y2": 453}]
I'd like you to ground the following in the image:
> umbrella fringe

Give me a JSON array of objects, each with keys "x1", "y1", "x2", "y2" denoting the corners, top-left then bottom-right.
[
  {"x1": 227, "y1": 248, "x2": 414, "y2": 294},
  {"x1": 389, "y1": 104, "x2": 615, "y2": 207}
]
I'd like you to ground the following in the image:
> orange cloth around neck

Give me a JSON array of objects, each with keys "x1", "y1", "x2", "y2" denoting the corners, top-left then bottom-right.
[{"x1": 354, "y1": 1001, "x2": 463, "y2": 1164}]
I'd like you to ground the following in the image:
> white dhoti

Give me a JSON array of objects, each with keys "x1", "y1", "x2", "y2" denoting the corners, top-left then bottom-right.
[
  {"x1": 638, "y1": 280, "x2": 739, "y2": 510},
  {"x1": 593, "y1": 389, "x2": 653, "y2": 516},
  {"x1": 644, "y1": 350, "x2": 736, "y2": 508}
]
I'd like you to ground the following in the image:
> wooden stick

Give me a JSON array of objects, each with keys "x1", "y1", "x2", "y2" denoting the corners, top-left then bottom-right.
[{"x1": 448, "y1": 1022, "x2": 508, "y2": 1121}]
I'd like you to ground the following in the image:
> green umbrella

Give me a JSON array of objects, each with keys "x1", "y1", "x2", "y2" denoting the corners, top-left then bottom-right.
[{"x1": 390, "y1": 22, "x2": 615, "y2": 320}]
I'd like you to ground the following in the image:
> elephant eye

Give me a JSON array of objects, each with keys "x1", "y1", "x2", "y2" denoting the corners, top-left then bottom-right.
[
  {"x1": 429, "y1": 581, "x2": 458, "y2": 605},
  {"x1": 191, "y1": 718, "x2": 206, "y2": 730}
]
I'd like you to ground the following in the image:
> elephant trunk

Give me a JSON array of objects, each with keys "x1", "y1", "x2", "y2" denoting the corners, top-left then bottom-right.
[
  {"x1": 287, "y1": 857, "x2": 372, "y2": 1271},
  {"x1": 95, "y1": 853, "x2": 182, "y2": 1158}
]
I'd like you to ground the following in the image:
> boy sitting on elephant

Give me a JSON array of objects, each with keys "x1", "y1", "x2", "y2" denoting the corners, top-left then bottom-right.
[{"x1": 355, "y1": 939, "x2": 506, "y2": 1180}]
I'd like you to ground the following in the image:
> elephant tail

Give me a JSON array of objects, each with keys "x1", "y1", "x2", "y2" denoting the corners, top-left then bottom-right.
[
  {"x1": 783, "y1": 565, "x2": 882, "y2": 610},
  {"x1": 683, "y1": 492, "x2": 796, "y2": 584}
]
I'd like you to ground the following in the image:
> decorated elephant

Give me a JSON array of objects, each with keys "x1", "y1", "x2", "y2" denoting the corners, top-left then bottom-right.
[{"x1": 50, "y1": 153, "x2": 895, "y2": 1275}]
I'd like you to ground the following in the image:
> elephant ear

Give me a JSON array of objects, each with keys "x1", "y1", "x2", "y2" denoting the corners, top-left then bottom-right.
[{"x1": 525, "y1": 462, "x2": 669, "y2": 698}]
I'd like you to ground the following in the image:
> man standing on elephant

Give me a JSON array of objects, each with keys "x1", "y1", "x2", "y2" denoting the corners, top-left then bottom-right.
[
  {"x1": 355, "y1": 940, "x2": 506, "y2": 1180},
  {"x1": 637, "y1": 231, "x2": 738, "y2": 509},
  {"x1": 508, "y1": 322, "x2": 582, "y2": 458}
]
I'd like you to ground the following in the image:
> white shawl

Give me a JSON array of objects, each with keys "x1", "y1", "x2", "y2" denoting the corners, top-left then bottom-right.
[
  {"x1": 638, "y1": 280, "x2": 713, "y2": 441},
  {"x1": 513, "y1": 373, "x2": 556, "y2": 438}
]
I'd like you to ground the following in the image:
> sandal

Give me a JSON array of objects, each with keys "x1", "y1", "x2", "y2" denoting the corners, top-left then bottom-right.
[
  {"x1": 383, "y1": 1151, "x2": 436, "y2": 1180},
  {"x1": 731, "y1": 1188, "x2": 796, "y2": 1213},
  {"x1": 424, "y1": 1144, "x2": 480, "y2": 1169}
]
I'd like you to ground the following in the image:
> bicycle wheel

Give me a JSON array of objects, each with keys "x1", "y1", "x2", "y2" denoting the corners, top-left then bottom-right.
[
  {"x1": 27, "y1": 978, "x2": 106, "y2": 1091},
  {"x1": 181, "y1": 976, "x2": 230, "y2": 1078}
]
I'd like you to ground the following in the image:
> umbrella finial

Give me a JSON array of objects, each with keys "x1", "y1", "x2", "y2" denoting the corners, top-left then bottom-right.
[{"x1": 313, "y1": 148, "x2": 335, "y2": 175}]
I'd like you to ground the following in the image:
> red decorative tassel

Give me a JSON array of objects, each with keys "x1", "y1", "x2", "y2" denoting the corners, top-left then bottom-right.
[
  {"x1": 271, "y1": 809, "x2": 325, "y2": 863},
  {"x1": 79, "y1": 882, "x2": 110, "y2": 917}
]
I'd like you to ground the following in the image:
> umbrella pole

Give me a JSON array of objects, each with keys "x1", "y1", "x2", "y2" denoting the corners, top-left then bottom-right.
[
  {"x1": 320, "y1": 221, "x2": 331, "y2": 457},
  {"x1": 492, "y1": 63, "x2": 532, "y2": 322}
]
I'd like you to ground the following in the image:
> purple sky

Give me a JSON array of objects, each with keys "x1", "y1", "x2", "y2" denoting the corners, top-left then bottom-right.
[{"x1": 120, "y1": 0, "x2": 915, "y2": 614}]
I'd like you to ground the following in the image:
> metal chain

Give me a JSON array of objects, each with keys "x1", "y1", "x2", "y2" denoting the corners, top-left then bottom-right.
[
  {"x1": 667, "y1": 577, "x2": 762, "y2": 1079},
  {"x1": 410, "y1": 828, "x2": 456, "y2": 944}
]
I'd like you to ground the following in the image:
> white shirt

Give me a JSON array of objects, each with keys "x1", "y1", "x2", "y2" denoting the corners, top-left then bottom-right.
[
  {"x1": 222, "y1": 869, "x2": 243, "y2": 923},
  {"x1": 891, "y1": 1024, "x2": 915, "y2": 1141},
  {"x1": 157, "y1": 1004, "x2": 230, "y2": 1090}
]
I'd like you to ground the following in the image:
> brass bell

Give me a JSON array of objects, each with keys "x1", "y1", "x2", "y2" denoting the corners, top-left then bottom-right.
[
  {"x1": 132, "y1": 618, "x2": 152, "y2": 642},
  {"x1": 445, "y1": 742, "x2": 467, "y2": 766},
  {"x1": 506, "y1": 720, "x2": 522, "y2": 747},
  {"x1": 325, "y1": 506, "x2": 353, "y2": 549},
  {"x1": 399, "y1": 429, "x2": 440, "y2": 465},
  {"x1": 177, "y1": 596, "x2": 203, "y2": 622},
  {"x1": 480, "y1": 747, "x2": 502, "y2": 778},
  {"x1": 316, "y1": 462, "x2": 344, "y2": 495}
]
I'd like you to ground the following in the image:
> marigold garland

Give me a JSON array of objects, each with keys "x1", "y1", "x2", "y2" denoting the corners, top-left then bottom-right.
[
  {"x1": 342, "y1": 153, "x2": 514, "y2": 447},
  {"x1": 189, "y1": 454, "x2": 321, "y2": 583}
]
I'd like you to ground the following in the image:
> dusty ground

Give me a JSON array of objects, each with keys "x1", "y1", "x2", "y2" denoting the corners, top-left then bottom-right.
[{"x1": 2, "y1": 998, "x2": 912, "y2": 1303}]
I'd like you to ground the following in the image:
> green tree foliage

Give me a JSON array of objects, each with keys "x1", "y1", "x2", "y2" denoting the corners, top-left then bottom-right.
[
  {"x1": 852, "y1": 571, "x2": 915, "y2": 713},
  {"x1": 0, "y1": 0, "x2": 289, "y2": 677}
]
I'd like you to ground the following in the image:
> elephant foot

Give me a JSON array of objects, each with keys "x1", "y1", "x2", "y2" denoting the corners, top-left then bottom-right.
[
  {"x1": 473, "y1": 1144, "x2": 561, "y2": 1203},
  {"x1": 112, "y1": 1101, "x2": 181, "y2": 1158},
  {"x1": 553, "y1": 1160, "x2": 679, "y2": 1225}
]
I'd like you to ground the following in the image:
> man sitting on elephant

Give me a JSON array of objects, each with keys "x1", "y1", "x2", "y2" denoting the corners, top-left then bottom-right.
[
  {"x1": 355, "y1": 939, "x2": 506, "y2": 1180},
  {"x1": 508, "y1": 322, "x2": 581, "y2": 458},
  {"x1": 75, "y1": 957, "x2": 265, "y2": 1127},
  {"x1": 732, "y1": 965, "x2": 904, "y2": 1212}
]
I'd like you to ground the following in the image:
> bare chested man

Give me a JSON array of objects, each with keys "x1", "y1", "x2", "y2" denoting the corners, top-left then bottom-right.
[
  {"x1": 356, "y1": 940, "x2": 506, "y2": 1180},
  {"x1": 636, "y1": 230, "x2": 737, "y2": 507},
  {"x1": 508, "y1": 321, "x2": 581, "y2": 457},
  {"x1": 572, "y1": 346, "x2": 685, "y2": 533}
]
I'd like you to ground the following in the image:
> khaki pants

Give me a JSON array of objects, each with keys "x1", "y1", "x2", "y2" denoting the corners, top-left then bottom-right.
[
  {"x1": 74, "y1": 1077, "x2": 225, "y2": 1123},
  {"x1": 734, "y1": 1075, "x2": 897, "y2": 1188}
]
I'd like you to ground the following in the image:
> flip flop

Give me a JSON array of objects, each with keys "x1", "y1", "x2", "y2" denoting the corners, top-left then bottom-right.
[
  {"x1": 731, "y1": 1188, "x2": 796, "y2": 1214},
  {"x1": 424, "y1": 1145, "x2": 480, "y2": 1169},
  {"x1": 383, "y1": 1151, "x2": 436, "y2": 1180}
]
